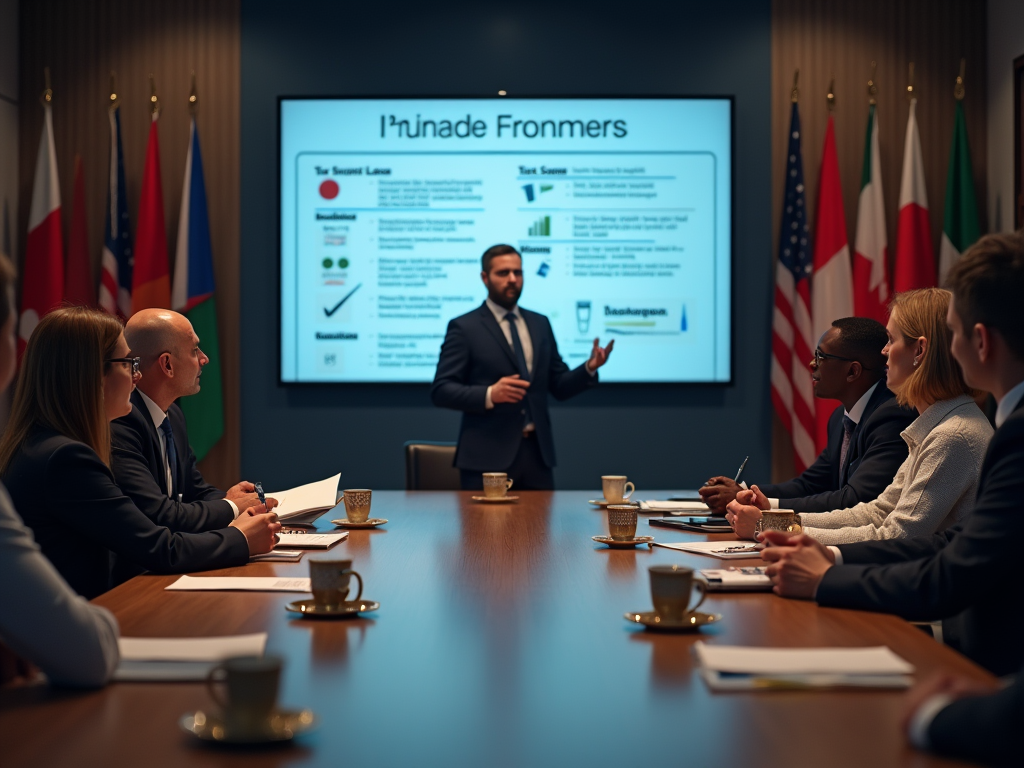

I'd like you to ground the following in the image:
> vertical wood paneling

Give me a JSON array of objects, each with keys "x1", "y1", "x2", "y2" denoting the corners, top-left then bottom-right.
[
  {"x1": 18, "y1": 0, "x2": 240, "y2": 487},
  {"x1": 770, "y1": 0, "x2": 987, "y2": 481}
]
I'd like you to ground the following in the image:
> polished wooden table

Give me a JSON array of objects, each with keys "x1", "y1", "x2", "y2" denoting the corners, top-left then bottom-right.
[{"x1": 0, "y1": 492, "x2": 991, "y2": 767}]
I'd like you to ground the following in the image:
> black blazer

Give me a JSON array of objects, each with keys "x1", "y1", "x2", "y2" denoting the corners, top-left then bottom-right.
[
  {"x1": 431, "y1": 302, "x2": 596, "y2": 471},
  {"x1": 111, "y1": 389, "x2": 233, "y2": 532},
  {"x1": 759, "y1": 383, "x2": 916, "y2": 512},
  {"x1": 816, "y1": 397, "x2": 1024, "y2": 676},
  {"x1": 927, "y1": 660, "x2": 1021, "y2": 766},
  {"x1": 3, "y1": 426, "x2": 249, "y2": 600}
]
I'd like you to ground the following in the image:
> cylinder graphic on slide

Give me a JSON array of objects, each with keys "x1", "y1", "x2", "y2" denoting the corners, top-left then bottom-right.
[{"x1": 576, "y1": 301, "x2": 591, "y2": 334}]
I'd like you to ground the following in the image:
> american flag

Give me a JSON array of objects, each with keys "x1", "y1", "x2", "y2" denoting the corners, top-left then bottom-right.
[
  {"x1": 99, "y1": 105, "x2": 133, "y2": 319},
  {"x1": 770, "y1": 101, "x2": 816, "y2": 473}
]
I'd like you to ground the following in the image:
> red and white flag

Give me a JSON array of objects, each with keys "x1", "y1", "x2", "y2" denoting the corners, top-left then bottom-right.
[
  {"x1": 811, "y1": 115, "x2": 853, "y2": 451},
  {"x1": 853, "y1": 104, "x2": 890, "y2": 323},
  {"x1": 19, "y1": 102, "x2": 64, "y2": 360},
  {"x1": 894, "y1": 99, "x2": 936, "y2": 292},
  {"x1": 132, "y1": 115, "x2": 172, "y2": 314}
]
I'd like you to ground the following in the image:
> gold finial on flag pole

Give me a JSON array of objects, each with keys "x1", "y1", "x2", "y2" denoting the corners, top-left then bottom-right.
[
  {"x1": 826, "y1": 75, "x2": 836, "y2": 112},
  {"x1": 41, "y1": 67, "x2": 53, "y2": 105},
  {"x1": 149, "y1": 74, "x2": 160, "y2": 118},
  {"x1": 906, "y1": 62, "x2": 915, "y2": 102},
  {"x1": 954, "y1": 58, "x2": 966, "y2": 101},
  {"x1": 867, "y1": 61, "x2": 878, "y2": 105},
  {"x1": 188, "y1": 70, "x2": 198, "y2": 116},
  {"x1": 109, "y1": 72, "x2": 118, "y2": 110},
  {"x1": 791, "y1": 69, "x2": 799, "y2": 104}
]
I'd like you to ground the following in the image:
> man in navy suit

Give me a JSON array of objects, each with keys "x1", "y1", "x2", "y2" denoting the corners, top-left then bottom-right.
[{"x1": 431, "y1": 244, "x2": 614, "y2": 490}]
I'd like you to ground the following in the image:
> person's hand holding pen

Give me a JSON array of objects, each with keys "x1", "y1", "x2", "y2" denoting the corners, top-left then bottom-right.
[
  {"x1": 698, "y1": 456, "x2": 749, "y2": 516},
  {"x1": 226, "y1": 481, "x2": 278, "y2": 514}
]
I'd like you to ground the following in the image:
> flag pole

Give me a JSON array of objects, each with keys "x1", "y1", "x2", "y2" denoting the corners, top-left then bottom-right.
[
  {"x1": 954, "y1": 58, "x2": 965, "y2": 101},
  {"x1": 906, "y1": 62, "x2": 915, "y2": 102},
  {"x1": 791, "y1": 69, "x2": 799, "y2": 104},
  {"x1": 189, "y1": 70, "x2": 198, "y2": 116},
  {"x1": 41, "y1": 66, "x2": 52, "y2": 105},
  {"x1": 867, "y1": 61, "x2": 877, "y2": 105},
  {"x1": 827, "y1": 75, "x2": 836, "y2": 112},
  {"x1": 109, "y1": 71, "x2": 118, "y2": 111},
  {"x1": 149, "y1": 74, "x2": 160, "y2": 119}
]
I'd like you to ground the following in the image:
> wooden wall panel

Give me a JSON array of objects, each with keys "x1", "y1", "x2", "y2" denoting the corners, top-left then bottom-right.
[
  {"x1": 770, "y1": 0, "x2": 987, "y2": 481},
  {"x1": 18, "y1": 0, "x2": 240, "y2": 488}
]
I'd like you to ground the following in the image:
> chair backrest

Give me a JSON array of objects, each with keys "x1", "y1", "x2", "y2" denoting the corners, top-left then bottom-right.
[{"x1": 404, "y1": 441, "x2": 460, "y2": 490}]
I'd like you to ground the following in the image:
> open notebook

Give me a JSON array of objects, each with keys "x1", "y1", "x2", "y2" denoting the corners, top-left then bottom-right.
[{"x1": 267, "y1": 473, "x2": 342, "y2": 524}]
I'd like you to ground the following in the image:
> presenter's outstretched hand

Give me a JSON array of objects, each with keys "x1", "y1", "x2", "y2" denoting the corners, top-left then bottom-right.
[
  {"x1": 585, "y1": 338, "x2": 614, "y2": 372},
  {"x1": 491, "y1": 375, "x2": 531, "y2": 404},
  {"x1": 759, "y1": 531, "x2": 834, "y2": 599},
  {"x1": 227, "y1": 481, "x2": 279, "y2": 514},
  {"x1": 231, "y1": 506, "x2": 282, "y2": 554}
]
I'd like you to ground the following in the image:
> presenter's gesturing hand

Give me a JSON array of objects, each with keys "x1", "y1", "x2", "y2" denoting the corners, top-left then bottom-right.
[
  {"x1": 491, "y1": 374, "x2": 531, "y2": 404},
  {"x1": 230, "y1": 505, "x2": 282, "y2": 554},
  {"x1": 585, "y1": 338, "x2": 614, "y2": 372}
]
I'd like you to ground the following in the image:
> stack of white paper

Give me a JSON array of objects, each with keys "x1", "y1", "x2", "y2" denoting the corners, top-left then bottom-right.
[
  {"x1": 275, "y1": 531, "x2": 347, "y2": 549},
  {"x1": 115, "y1": 633, "x2": 268, "y2": 681},
  {"x1": 700, "y1": 567, "x2": 772, "y2": 591},
  {"x1": 267, "y1": 473, "x2": 342, "y2": 524},
  {"x1": 166, "y1": 575, "x2": 312, "y2": 592},
  {"x1": 638, "y1": 500, "x2": 711, "y2": 513},
  {"x1": 653, "y1": 540, "x2": 763, "y2": 559},
  {"x1": 694, "y1": 641, "x2": 914, "y2": 690},
  {"x1": 250, "y1": 549, "x2": 304, "y2": 562}
]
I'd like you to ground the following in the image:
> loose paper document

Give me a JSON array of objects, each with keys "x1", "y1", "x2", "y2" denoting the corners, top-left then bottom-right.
[
  {"x1": 115, "y1": 633, "x2": 267, "y2": 682},
  {"x1": 700, "y1": 567, "x2": 772, "y2": 591},
  {"x1": 694, "y1": 642, "x2": 914, "y2": 690},
  {"x1": 639, "y1": 500, "x2": 710, "y2": 513},
  {"x1": 268, "y1": 473, "x2": 342, "y2": 522},
  {"x1": 653, "y1": 541, "x2": 763, "y2": 560},
  {"x1": 275, "y1": 531, "x2": 348, "y2": 549},
  {"x1": 250, "y1": 549, "x2": 304, "y2": 562},
  {"x1": 166, "y1": 575, "x2": 311, "y2": 592}
]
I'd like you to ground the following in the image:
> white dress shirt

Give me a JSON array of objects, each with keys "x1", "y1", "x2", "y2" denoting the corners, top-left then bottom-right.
[{"x1": 995, "y1": 378, "x2": 1024, "y2": 428}]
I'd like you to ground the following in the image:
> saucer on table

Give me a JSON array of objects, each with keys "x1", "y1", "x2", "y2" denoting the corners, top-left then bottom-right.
[
  {"x1": 179, "y1": 708, "x2": 317, "y2": 744},
  {"x1": 470, "y1": 495, "x2": 519, "y2": 503},
  {"x1": 592, "y1": 535, "x2": 654, "y2": 549},
  {"x1": 623, "y1": 610, "x2": 722, "y2": 631},
  {"x1": 589, "y1": 499, "x2": 639, "y2": 508},
  {"x1": 285, "y1": 599, "x2": 380, "y2": 618},
  {"x1": 331, "y1": 517, "x2": 388, "y2": 529}
]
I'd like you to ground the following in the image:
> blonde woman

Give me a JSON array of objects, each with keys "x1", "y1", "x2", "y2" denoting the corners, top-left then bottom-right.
[{"x1": 727, "y1": 288, "x2": 992, "y2": 544}]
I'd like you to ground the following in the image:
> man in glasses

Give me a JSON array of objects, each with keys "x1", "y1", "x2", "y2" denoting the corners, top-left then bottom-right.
[
  {"x1": 700, "y1": 317, "x2": 916, "y2": 514},
  {"x1": 109, "y1": 310, "x2": 273, "y2": 562}
]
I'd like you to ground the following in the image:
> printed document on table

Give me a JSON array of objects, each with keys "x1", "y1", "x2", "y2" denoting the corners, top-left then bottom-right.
[
  {"x1": 638, "y1": 500, "x2": 710, "y2": 513},
  {"x1": 267, "y1": 473, "x2": 342, "y2": 520},
  {"x1": 115, "y1": 633, "x2": 268, "y2": 682},
  {"x1": 165, "y1": 575, "x2": 312, "y2": 592},
  {"x1": 276, "y1": 531, "x2": 348, "y2": 549},
  {"x1": 653, "y1": 540, "x2": 763, "y2": 559}
]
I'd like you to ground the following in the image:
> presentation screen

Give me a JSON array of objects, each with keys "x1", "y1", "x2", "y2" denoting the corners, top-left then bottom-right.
[{"x1": 280, "y1": 97, "x2": 732, "y2": 383}]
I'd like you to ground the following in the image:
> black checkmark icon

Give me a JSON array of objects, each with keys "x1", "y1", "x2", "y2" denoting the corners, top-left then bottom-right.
[{"x1": 324, "y1": 283, "x2": 362, "y2": 317}]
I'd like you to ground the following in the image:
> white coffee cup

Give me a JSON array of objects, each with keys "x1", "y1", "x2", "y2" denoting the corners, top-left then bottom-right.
[{"x1": 601, "y1": 475, "x2": 635, "y2": 504}]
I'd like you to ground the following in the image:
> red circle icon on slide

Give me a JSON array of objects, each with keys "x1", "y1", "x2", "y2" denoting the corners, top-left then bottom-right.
[{"x1": 319, "y1": 180, "x2": 339, "y2": 199}]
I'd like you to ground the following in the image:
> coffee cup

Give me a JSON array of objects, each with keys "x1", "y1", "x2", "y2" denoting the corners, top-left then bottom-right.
[
  {"x1": 648, "y1": 565, "x2": 707, "y2": 622},
  {"x1": 342, "y1": 489, "x2": 372, "y2": 524},
  {"x1": 607, "y1": 505, "x2": 638, "y2": 541},
  {"x1": 601, "y1": 475, "x2": 635, "y2": 504},
  {"x1": 206, "y1": 655, "x2": 282, "y2": 737},
  {"x1": 483, "y1": 472, "x2": 513, "y2": 499},
  {"x1": 309, "y1": 558, "x2": 363, "y2": 608},
  {"x1": 755, "y1": 510, "x2": 802, "y2": 535}
]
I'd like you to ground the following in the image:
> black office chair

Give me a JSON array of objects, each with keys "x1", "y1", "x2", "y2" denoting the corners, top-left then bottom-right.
[{"x1": 403, "y1": 441, "x2": 461, "y2": 490}]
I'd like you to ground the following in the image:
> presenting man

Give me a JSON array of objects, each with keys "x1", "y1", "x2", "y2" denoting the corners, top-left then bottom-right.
[
  {"x1": 112, "y1": 309, "x2": 271, "y2": 533},
  {"x1": 700, "y1": 317, "x2": 915, "y2": 514},
  {"x1": 431, "y1": 244, "x2": 613, "y2": 490}
]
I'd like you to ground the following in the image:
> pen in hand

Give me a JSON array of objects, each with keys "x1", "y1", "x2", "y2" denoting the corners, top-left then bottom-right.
[
  {"x1": 733, "y1": 456, "x2": 749, "y2": 484},
  {"x1": 254, "y1": 481, "x2": 267, "y2": 511}
]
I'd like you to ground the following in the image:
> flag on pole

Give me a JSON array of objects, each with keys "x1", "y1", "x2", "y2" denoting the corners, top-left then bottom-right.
[
  {"x1": 131, "y1": 115, "x2": 171, "y2": 314},
  {"x1": 172, "y1": 118, "x2": 224, "y2": 459},
  {"x1": 771, "y1": 101, "x2": 817, "y2": 473},
  {"x1": 938, "y1": 100, "x2": 980, "y2": 282},
  {"x1": 19, "y1": 98, "x2": 64, "y2": 360},
  {"x1": 853, "y1": 104, "x2": 891, "y2": 323},
  {"x1": 811, "y1": 114, "x2": 854, "y2": 451},
  {"x1": 99, "y1": 105, "x2": 133, "y2": 319},
  {"x1": 894, "y1": 98, "x2": 936, "y2": 291},
  {"x1": 65, "y1": 155, "x2": 96, "y2": 307}
]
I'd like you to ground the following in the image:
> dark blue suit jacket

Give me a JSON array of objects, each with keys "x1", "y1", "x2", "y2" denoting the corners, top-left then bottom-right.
[
  {"x1": 431, "y1": 302, "x2": 596, "y2": 471},
  {"x1": 759, "y1": 383, "x2": 916, "y2": 512},
  {"x1": 817, "y1": 397, "x2": 1024, "y2": 676}
]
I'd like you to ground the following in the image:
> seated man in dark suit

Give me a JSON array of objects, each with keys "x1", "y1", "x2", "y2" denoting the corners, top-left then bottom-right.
[
  {"x1": 431, "y1": 244, "x2": 613, "y2": 490},
  {"x1": 759, "y1": 231, "x2": 1024, "y2": 678},
  {"x1": 701, "y1": 317, "x2": 916, "y2": 514},
  {"x1": 112, "y1": 309, "x2": 272, "y2": 533}
]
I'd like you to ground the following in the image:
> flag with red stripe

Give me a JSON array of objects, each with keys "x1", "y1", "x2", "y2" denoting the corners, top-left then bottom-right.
[
  {"x1": 853, "y1": 104, "x2": 891, "y2": 323},
  {"x1": 894, "y1": 98, "x2": 936, "y2": 291},
  {"x1": 131, "y1": 116, "x2": 171, "y2": 314},
  {"x1": 99, "y1": 106, "x2": 132, "y2": 319}
]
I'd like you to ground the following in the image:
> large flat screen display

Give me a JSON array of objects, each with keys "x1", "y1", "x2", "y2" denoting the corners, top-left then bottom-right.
[{"x1": 280, "y1": 97, "x2": 731, "y2": 383}]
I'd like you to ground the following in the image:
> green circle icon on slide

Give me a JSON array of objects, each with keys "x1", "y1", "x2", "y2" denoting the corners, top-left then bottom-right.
[
  {"x1": 339, "y1": 258, "x2": 350, "y2": 268},
  {"x1": 322, "y1": 257, "x2": 334, "y2": 269}
]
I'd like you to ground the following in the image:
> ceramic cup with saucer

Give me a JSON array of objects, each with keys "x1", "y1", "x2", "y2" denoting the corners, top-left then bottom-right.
[
  {"x1": 755, "y1": 509, "x2": 802, "y2": 535},
  {"x1": 592, "y1": 534, "x2": 655, "y2": 549},
  {"x1": 205, "y1": 655, "x2": 284, "y2": 740},
  {"x1": 482, "y1": 472, "x2": 514, "y2": 499},
  {"x1": 342, "y1": 489, "x2": 372, "y2": 524},
  {"x1": 649, "y1": 564, "x2": 707, "y2": 622},
  {"x1": 309, "y1": 557, "x2": 363, "y2": 608},
  {"x1": 607, "y1": 505, "x2": 638, "y2": 540},
  {"x1": 601, "y1": 475, "x2": 635, "y2": 504}
]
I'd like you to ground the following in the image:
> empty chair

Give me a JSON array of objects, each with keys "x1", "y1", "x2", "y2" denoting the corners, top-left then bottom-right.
[{"x1": 404, "y1": 441, "x2": 460, "y2": 491}]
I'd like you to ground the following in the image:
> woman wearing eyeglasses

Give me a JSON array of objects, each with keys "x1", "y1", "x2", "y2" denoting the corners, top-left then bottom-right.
[
  {"x1": 0, "y1": 307, "x2": 281, "y2": 600},
  {"x1": 727, "y1": 288, "x2": 992, "y2": 544}
]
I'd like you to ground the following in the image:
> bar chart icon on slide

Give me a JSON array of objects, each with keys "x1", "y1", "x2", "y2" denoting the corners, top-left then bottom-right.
[{"x1": 528, "y1": 215, "x2": 551, "y2": 237}]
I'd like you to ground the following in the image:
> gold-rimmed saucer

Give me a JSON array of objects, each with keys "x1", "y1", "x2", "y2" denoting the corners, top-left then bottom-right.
[
  {"x1": 285, "y1": 599, "x2": 379, "y2": 618},
  {"x1": 589, "y1": 499, "x2": 639, "y2": 508},
  {"x1": 470, "y1": 495, "x2": 519, "y2": 503},
  {"x1": 331, "y1": 517, "x2": 388, "y2": 529},
  {"x1": 623, "y1": 610, "x2": 723, "y2": 631},
  {"x1": 179, "y1": 708, "x2": 317, "y2": 744},
  {"x1": 592, "y1": 535, "x2": 654, "y2": 549}
]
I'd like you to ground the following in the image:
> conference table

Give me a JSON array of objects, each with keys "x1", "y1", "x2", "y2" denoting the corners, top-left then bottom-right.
[{"x1": 1, "y1": 491, "x2": 992, "y2": 768}]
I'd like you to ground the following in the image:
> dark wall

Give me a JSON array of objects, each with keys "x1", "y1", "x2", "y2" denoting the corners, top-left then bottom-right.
[{"x1": 240, "y1": 0, "x2": 773, "y2": 490}]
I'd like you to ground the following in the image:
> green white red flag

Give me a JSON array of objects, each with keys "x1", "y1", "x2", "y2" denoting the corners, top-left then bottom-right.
[
  {"x1": 853, "y1": 104, "x2": 890, "y2": 323},
  {"x1": 938, "y1": 100, "x2": 980, "y2": 282}
]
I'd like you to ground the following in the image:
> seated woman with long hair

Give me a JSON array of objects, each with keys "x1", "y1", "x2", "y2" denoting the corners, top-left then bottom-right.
[
  {"x1": 0, "y1": 307, "x2": 280, "y2": 600},
  {"x1": 727, "y1": 288, "x2": 992, "y2": 544}
]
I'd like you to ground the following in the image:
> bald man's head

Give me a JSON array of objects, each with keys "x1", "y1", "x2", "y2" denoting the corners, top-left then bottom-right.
[{"x1": 124, "y1": 309, "x2": 209, "y2": 408}]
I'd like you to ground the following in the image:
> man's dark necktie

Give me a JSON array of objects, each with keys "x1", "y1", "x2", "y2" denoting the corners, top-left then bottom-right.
[
  {"x1": 159, "y1": 418, "x2": 178, "y2": 499},
  {"x1": 505, "y1": 312, "x2": 532, "y2": 427},
  {"x1": 839, "y1": 415, "x2": 856, "y2": 482}
]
